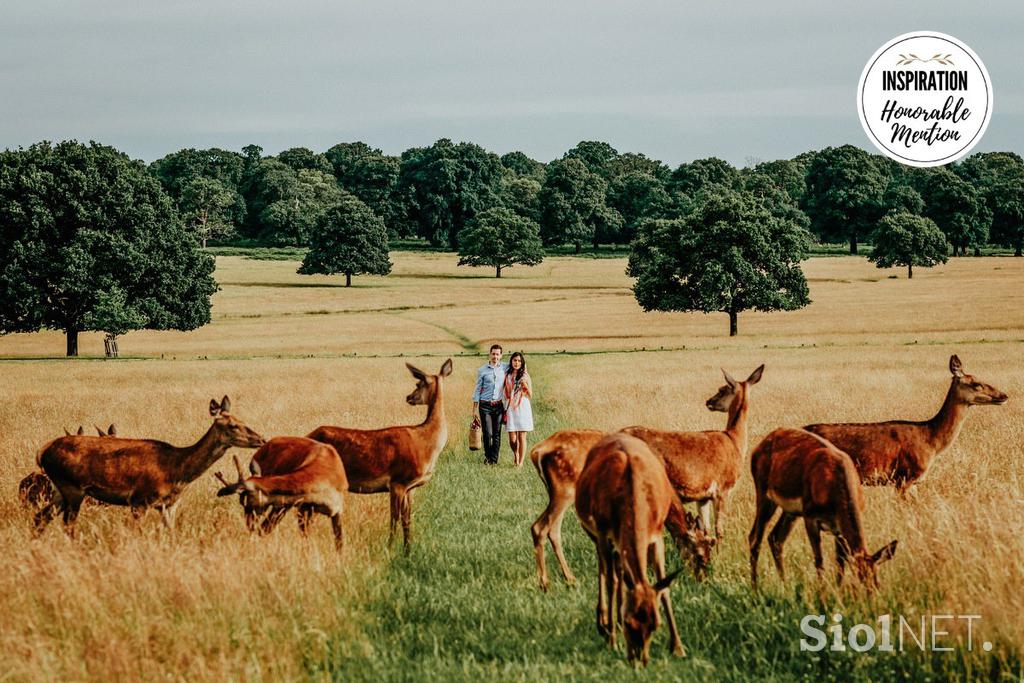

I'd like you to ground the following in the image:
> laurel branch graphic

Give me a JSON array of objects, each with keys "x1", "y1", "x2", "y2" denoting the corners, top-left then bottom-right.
[{"x1": 896, "y1": 53, "x2": 954, "y2": 66}]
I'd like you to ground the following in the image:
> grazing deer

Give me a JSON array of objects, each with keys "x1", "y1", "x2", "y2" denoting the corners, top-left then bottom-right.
[
  {"x1": 530, "y1": 429, "x2": 712, "y2": 591},
  {"x1": 307, "y1": 359, "x2": 452, "y2": 552},
  {"x1": 19, "y1": 425, "x2": 119, "y2": 512},
  {"x1": 575, "y1": 433, "x2": 685, "y2": 666},
  {"x1": 623, "y1": 364, "x2": 764, "y2": 542},
  {"x1": 215, "y1": 438, "x2": 347, "y2": 551},
  {"x1": 35, "y1": 397, "x2": 264, "y2": 535},
  {"x1": 804, "y1": 355, "x2": 1007, "y2": 493},
  {"x1": 748, "y1": 428, "x2": 898, "y2": 590}
]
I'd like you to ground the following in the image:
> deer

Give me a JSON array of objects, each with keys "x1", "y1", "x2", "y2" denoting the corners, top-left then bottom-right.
[
  {"x1": 215, "y1": 438, "x2": 348, "y2": 551},
  {"x1": 575, "y1": 432, "x2": 685, "y2": 666},
  {"x1": 306, "y1": 359, "x2": 452, "y2": 552},
  {"x1": 19, "y1": 425, "x2": 118, "y2": 512},
  {"x1": 748, "y1": 428, "x2": 898, "y2": 590},
  {"x1": 530, "y1": 429, "x2": 713, "y2": 591},
  {"x1": 34, "y1": 397, "x2": 265, "y2": 535},
  {"x1": 622, "y1": 364, "x2": 764, "y2": 543},
  {"x1": 804, "y1": 355, "x2": 1007, "y2": 493}
]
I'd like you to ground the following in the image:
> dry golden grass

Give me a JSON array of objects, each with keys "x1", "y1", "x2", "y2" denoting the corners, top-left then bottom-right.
[{"x1": 0, "y1": 252, "x2": 1021, "y2": 679}]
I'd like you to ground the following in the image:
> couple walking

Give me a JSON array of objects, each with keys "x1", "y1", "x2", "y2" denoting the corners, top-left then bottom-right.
[{"x1": 472, "y1": 344, "x2": 534, "y2": 466}]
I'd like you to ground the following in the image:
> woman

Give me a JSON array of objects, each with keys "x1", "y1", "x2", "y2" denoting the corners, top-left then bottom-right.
[{"x1": 503, "y1": 351, "x2": 534, "y2": 467}]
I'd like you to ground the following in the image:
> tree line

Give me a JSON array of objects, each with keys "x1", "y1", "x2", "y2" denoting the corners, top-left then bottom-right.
[
  {"x1": 146, "y1": 140, "x2": 1024, "y2": 258},
  {"x1": 2, "y1": 139, "x2": 1023, "y2": 354}
]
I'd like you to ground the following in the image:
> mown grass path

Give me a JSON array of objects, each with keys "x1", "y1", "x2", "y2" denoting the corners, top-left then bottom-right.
[{"x1": 314, "y1": 358, "x2": 1015, "y2": 681}]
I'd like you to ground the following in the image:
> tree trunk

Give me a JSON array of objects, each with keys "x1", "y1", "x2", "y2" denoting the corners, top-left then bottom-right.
[
  {"x1": 66, "y1": 328, "x2": 79, "y2": 357},
  {"x1": 849, "y1": 234, "x2": 858, "y2": 255},
  {"x1": 728, "y1": 310, "x2": 738, "y2": 337},
  {"x1": 345, "y1": 272, "x2": 352, "y2": 287},
  {"x1": 973, "y1": 246, "x2": 981, "y2": 257},
  {"x1": 1015, "y1": 242, "x2": 1022, "y2": 257},
  {"x1": 574, "y1": 242, "x2": 582, "y2": 254},
  {"x1": 908, "y1": 262, "x2": 913, "y2": 279},
  {"x1": 202, "y1": 237, "x2": 208, "y2": 249},
  {"x1": 496, "y1": 265, "x2": 502, "y2": 278}
]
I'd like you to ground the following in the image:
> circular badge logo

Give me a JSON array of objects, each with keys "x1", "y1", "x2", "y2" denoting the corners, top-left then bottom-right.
[{"x1": 858, "y1": 31, "x2": 992, "y2": 167}]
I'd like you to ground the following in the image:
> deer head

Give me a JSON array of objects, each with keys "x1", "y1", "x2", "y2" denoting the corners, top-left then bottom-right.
[
  {"x1": 853, "y1": 539, "x2": 898, "y2": 591},
  {"x1": 620, "y1": 564, "x2": 681, "y2": 666},
  {"x1": 63, "y1": 425, "x2": 85, "y2": 437},
  {"x1": 706, "y1": 364, "x2": 765, "y2": 413},
  {"x1": 679, "y1": 511, "x2": 716, "y2": 580},
  {"x1": 208, "y1": 396, "x2": 266, "y2": 448},
  {"x1": 215, "y1": 454, "x2": 268, "y2": 507},
  {"x1": 405, "y1": 359, "x2": 454, "y2": 406},
  {"x1": 949, "y1": 355, "x2": 1008, "y2": 406},
  {"x1": 95, "y1": 424, "x2": 117, "y2": 437}
]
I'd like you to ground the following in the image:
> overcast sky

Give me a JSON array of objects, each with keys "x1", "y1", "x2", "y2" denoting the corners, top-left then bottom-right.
[{"x1": 2, "y1": 1, "x2": 1021, "y2": 166}]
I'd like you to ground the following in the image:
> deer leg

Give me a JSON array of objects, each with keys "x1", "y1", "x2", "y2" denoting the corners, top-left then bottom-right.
[
  {"x1": 61, "y1": 492, "x2": 85, "y2": 539},
  {"x1": 834, "y1": 536, "x2": 850, "y2": 585},
  {"x1": 159, "y1": 502, "x2": 178, "y2": 535},
  {"x1": 401, "y1": 489, "x2": 413, "y2": 553},
  {"x1": 297, "y1": 505, "x2": 315, "y2": 537},
  {"x1": 768, "y1": 512, "x2": 797, "y2": 582},
  {"x1": 531, "y1": 500, "x2": 555, "y2": 591},
  {"x1": 698, "y1": 500, "x2": 713, "y2": 534},
  {"x1": 548, "y1": 491, "x2": 576, "y2": 587},
  {"x1": 748, "y1": 495, "x2": 776, "y2": 589},
  {"x1": 330, "y1": 513, "x2": 344, "y2": 553},
  {"x1": 803, "y1": 518, "x2": 825, "y2": 581},
  {"x1": 713, "y1": 494, "x2": 726, "y2": 542},
  {"x1": 594, "y1": 536, "x2": 612, "y2": 639},
  {"x1": 607, "y1": 548, "x2": 620, "y2": 649},
  {"x1": 652, "y1": 537, "x2": 686, "y2": 657},
  {"x1": 388, "y1": 484, "x2": 404, "y2": 549}
]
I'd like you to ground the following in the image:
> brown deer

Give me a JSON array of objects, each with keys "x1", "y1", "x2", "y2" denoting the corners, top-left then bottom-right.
[
  {"x1": 307, "y1": 359, "x2": 452, "y2": 552},
  {"x1": 575, "y1": 432, "x2": 685, "y2": 666},
  {"x1": 215, "y1": 439, "x2": 348, "y2": 551},
  {"x1": 35, "y1": 397, "x2": 265, "y2": 535},
  {"x1": 749, "y1": 428, "x2": 898, "y2": 590},
  {"x1": 804, "y1": 355, "x2": 1007, "y2": 493},
  {"x1": 530, "y1": 429, "x2": 712, "y2": 591},
  {"x1": 19, "y1": 425, "x2": 118, "y2": 512},
  {"x1": 623, "y1": 364, "x2": 764, "y2": 542}
]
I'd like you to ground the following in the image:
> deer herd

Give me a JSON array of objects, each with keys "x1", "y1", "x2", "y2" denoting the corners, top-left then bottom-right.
[{"x1": 16, "y1": 354, "x2": 1007, "y2": 667}]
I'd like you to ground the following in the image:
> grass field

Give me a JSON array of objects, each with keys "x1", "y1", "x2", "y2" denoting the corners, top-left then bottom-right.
[{"x1": 0, "y1": 253, "x2": 1022, "y2": 681}]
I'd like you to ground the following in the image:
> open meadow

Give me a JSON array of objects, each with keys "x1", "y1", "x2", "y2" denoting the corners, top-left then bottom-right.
[{"x1": 1, "y1": 253, "x2": 1022, "y2": 681}]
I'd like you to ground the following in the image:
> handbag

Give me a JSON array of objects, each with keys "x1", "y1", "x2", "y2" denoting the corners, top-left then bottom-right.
[{"x1": 468, "y1": 418, "x2": 482, "y2": 451}]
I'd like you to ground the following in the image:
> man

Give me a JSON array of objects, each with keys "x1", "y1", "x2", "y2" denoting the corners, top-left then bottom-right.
[{"x1": 472, "y1": 344, "x2": 508, "y2": 465}]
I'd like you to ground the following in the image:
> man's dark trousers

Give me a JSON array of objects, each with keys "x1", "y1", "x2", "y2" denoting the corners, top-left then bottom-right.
[{"x1": 479, "y1": 400, "x2": 504, "y2": 464}]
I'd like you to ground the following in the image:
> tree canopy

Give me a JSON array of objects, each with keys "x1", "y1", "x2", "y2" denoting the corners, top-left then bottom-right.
[
  {"x1": 538, "y1": 158, "x2": 618, "y2": 252},
  {"x1": 457, "y1": 207, "x2": 544, "y2": 278},
  {"x1": 869, "y1": 211, "x2": 948, "y2": 279},
  {"x1": 921, "y1": 167, "x2": 991, "y2": 256},
  {"x1": 802, "y1": 145, "x2": 887, "y2": 253},
  {"x1": 0, "y1": 141, "x2": 217, "y2": 355},
  {"x1": 957, "y1": 152, "x2": 1024, "y2": 256},
  {"x1": 628, "y1": 188, "x2": 812, "y2": 336},
  {"x1": 395, "y1": 139, "x2": 505, "y2": 249},
  {"x1": 297, "y1": 194, "x2": 392, "y2": 287}
]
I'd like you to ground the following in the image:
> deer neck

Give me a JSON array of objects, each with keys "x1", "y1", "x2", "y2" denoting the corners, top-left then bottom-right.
[
  {"x1": 619, "y1": 459, "x2": 648, "y2": 581},
  {"x1": 418, "y1": 380, "x2": 448, "y2": 464},
  {"x1": 925, "y1": 380, "x2": 968, "y2": 454},
  {"x1": 724, "y1": 389, "x2": 750, "y2": 455},
  {"x1": 171, "y1": 424, "x2": 231, "y2": 483}
]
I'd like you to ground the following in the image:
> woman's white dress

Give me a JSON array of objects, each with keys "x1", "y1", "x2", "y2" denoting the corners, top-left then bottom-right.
[{"x1": 505, "y1": 382, "x2": 534, "y2": 432}]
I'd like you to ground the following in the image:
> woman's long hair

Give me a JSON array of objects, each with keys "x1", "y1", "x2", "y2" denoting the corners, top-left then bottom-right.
[{"x1": 508, "y1": 351, "x2": 527, "y2": 383}]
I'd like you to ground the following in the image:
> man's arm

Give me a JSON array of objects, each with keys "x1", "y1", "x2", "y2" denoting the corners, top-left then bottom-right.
[{"x1": 472, "y1": 367, "x2": 483, "y2": 419}]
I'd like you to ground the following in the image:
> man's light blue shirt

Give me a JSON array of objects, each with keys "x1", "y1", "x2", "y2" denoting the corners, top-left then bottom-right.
[{"x1": 473, "y1": 362, "x2": 508, "y2": 402}]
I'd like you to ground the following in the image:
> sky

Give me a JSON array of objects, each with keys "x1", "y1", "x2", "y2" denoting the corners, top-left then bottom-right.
[{"x1": 1, "y1": 1, "x2": 1022, "y2": 167}]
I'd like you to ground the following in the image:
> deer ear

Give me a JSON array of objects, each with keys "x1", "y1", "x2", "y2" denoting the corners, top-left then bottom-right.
[
  {"x1": 871, "y1": 540, "x2": 898, "y2": 564},
  {"x1": 250, "y1": 459, "x2": 262, "y2": 477},
  {"x1": 95, "y1": 424, "x2": 106, "y2": 437},
  {"x1": 722, "y1": 369, "x2": 737, "y2": 388},
  {"x1": 949, "y1": 355, "x2": 964, "y2": 378},
  {"x1": 747, "y1": 364, "x2": 765, "y2": 385},
  {"x1": 108, "y1": 424, "x2": 117, "y2": 436},
  {"x1": 406, "y1": 363, "x2": 427, "y2": 380},
  {"x1": 220, "y1": 396, "x2": 231, "y2": 414},
  {"x1": 63, "y1": 427, "x2": 72, "y2": 437},
  {"x1": 77, "y1": 426, "x2": 85, "y2": 436},
  {"x1": 654, "y1": 568, "x2": 683, "y2": 592},
  {"x1": 440, "y1": 358, "x2": 453, "y2": 377},
  {"x1": 209, "y1": 399, "x2": 221, "y2": 416}
]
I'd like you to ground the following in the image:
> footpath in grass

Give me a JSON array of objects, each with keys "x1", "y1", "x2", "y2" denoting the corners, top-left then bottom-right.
[{"x1": 314, "y1": 358, "x2": 1016, "y2": 681}]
